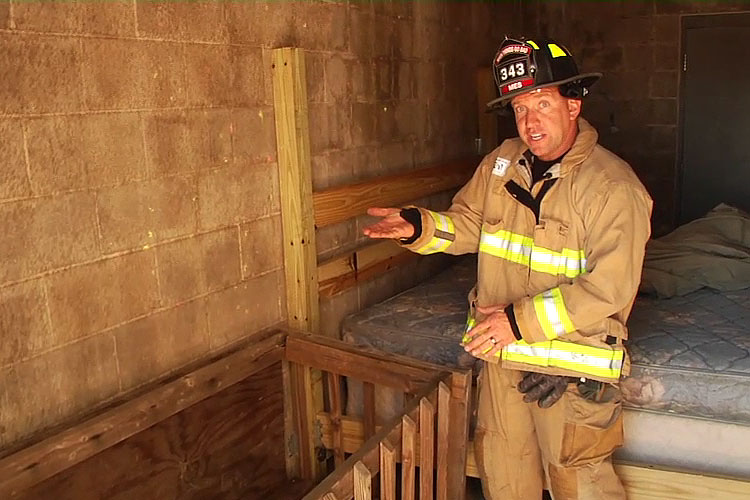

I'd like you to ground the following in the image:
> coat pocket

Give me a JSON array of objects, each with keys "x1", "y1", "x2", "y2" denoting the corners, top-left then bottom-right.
[{"x1": 558, "y1": 386, "x2": 624, "y2": 467}]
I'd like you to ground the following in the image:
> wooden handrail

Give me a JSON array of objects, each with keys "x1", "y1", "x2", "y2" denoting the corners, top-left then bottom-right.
[{"x1": 312, "y1": 158, "x2": 478, "y2": 229}]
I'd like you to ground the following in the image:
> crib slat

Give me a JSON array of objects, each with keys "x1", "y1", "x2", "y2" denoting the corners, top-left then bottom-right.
[
  {"x1": 436, "y1": 381, "x2": 451, "y2": 500},
  {"x1": 419, "y1": 397, "x2": 435, "y2": 499},
  {"x1": 326, "y1": 372, "x2": 345, "y2": 466},
  {"x1": 363, "y1": 382, "x2": 376, "y2": 440},
  {"x1": 322, "y1": 494, "x2": 338, "y2": 500},
  {"x1": 380, "y1": 440, "x2": 396, "y2": 500},
  {"x1": 401, "y1": 415, "x2": 416, "y2": 500},
  {"x1": 354, "y1": 461, "x2": 372, "y2": 500}
]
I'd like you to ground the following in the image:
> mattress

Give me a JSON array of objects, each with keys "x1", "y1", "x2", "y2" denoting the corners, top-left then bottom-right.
[{"x1": 342, "y1": 257, "x2": 750, "y2": 476}]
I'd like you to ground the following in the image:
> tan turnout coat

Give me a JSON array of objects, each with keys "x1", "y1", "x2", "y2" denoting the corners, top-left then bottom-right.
[{"x1": 403, "y1": 118, "x2": 653, "y2": 382}]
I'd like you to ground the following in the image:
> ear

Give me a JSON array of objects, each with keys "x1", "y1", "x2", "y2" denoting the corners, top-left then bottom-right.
[{"x1": 567, "y1": 99, "x2": 582, "y2": 121}]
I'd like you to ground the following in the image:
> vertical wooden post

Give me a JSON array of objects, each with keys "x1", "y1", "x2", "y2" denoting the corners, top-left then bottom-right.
[
  {"x1": 419, "y1": 397, "x2": 435, "y2": 499},
  {"x1": 380, "y1": 440, "x2": 396, "y2": 500},
  {"x1": 354, "y1": 462, "x2": 372, "y2": 500},
  {"x1": 326, "y1": 372, "x2": 345, "y2": 466},
  {"x1": 272, "y1": 47, "x2": 320, "y2": 334},
  {"x1": 476, "y1": 66, "x2": 498, "y2": 155},
  {"x1": 401, "y1": 415, "x2": 416, "y2": 500},
  {"x1": 273, "y1": 47, "x2": 326, "y2": 481},
  {"x1": 436, "y1": 382, "x2": 451, "y2": 500},
  {"x1": 446, "y1": 371, "x2": 472, "y2": 500}
]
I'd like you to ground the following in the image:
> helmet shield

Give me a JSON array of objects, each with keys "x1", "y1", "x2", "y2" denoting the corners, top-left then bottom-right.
[{"x1": 488, "y1": 37, "x2": 602, "y2": 111}]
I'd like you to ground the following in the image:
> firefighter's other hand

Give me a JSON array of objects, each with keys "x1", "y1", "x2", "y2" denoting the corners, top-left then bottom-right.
[
  {"x1": 517, "y1": 372, "x2": 568, "y2": 408},
  {"x1": 363, "y1": 207, "x2": 415, "y2": 240},
  {"x1": 463, "y1": 305, "x2": 514, "y2": 359}
]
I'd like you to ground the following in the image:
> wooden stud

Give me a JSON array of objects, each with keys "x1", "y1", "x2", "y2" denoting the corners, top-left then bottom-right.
[
  {"x1": 419, "y1": 397, "x2": 435, "y2": 499},
  {"x1": 363, "y1": 382, "x2": 376, "y2": 441},
  {"x1": 326, "y1": 372, "x2": 345, "y2": 467},
  {"x1": 288, "y1": 361, "x2": 323, "y2": 481},
  {"x1": 313, "y1": 159, "x2": 476, "y2": 229},
  {"x1": 380, "y1": 440, "x2": 396, "y2": 500},
  {"x1": 436, "y1": 382, "x2": 451, "y2": 500},
  {"x1": 476, "y1": 66, "x2": 498, "y2": 155},
  {"x1": 401, "y1": 415, "x2": 417, "y2": 500},
  {"x1": 354, "y1": 462, "x2": 372, "y2": 500},
  {"x1": 272, "y1": 47, "x2": 320, "y2": 334}
]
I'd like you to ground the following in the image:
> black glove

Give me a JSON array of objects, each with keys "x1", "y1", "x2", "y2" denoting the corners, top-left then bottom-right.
[{"x1": 517, "y1": 372, "x2": 569, "y2": 408}]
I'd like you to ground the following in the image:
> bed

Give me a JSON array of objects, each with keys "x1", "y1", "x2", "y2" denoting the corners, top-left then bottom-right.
[{"x1": 342, "y1": 256, "x2": 750, "y2": 478}]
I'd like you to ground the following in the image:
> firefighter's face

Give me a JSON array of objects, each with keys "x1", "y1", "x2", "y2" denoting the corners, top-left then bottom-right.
[{"x1": 511, "y1": 87, "x2": 581, "y2": 161}]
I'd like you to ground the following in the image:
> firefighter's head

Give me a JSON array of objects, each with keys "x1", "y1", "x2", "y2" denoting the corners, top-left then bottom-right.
[{"x1": 488, "y1": 37, "x2": 600, "y2": 160}]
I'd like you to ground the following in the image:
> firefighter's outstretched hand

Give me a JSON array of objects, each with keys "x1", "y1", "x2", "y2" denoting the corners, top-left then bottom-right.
[
  {"x1": 517, "y1": 372, "x2": 568, "y2": 408},
  {"x1": 463, "y1": 305, "x2": 515, "y2": 360},
  {"x1": 363, "y1": 207, "x2": 415, "y2": 240}
]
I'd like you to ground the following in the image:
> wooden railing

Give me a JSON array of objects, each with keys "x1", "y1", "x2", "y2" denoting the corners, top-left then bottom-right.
[{"x1": 284, "y1": 334, "x2": 472, "y2": 500}]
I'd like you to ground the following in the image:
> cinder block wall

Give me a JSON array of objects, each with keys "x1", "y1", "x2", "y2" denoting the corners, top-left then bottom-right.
[
  {"x1": 521, "y1": 0, "x2": 750, "y2": 236},
  {"x1": 0, "y1": 1, "x2": 515, "y2": 451}
]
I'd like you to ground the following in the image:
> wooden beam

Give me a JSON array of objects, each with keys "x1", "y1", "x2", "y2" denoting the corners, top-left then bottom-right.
[
  {"x1": 318, "y1": 240, "x2": 417, "y2": 298},
  {"x1": 476, "y1": 66, "x2": 498, "y2": 155},
  {"x1": 0, "y1": 333, "x2": 285, "y2": 497},
  {"x1": 313, "y1": 159, "x2": 477, "y2": 229},
  {"x1": 272, "y1": 47, "x2": 319, "y2": 333},
  {"x1": 284, "y1": 333, "x2": 450, "y2": 393}
]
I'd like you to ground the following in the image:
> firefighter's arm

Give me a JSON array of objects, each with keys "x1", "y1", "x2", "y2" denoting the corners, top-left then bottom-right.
[
  {"x1": 397, "y1": 155, "x2": 494, "y2": 256},
  {"x1": 508, "y1": 183, "x2": 653, "y2": 344}
]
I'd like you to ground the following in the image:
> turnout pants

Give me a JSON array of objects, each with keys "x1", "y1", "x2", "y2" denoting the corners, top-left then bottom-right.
[{"x1": 474, "y1": 364, "x2": 625, "y2": 500}]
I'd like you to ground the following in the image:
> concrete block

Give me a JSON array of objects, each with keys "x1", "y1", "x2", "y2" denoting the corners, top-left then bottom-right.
[
  {"x1": 395, "y1": 19, "x2": 415, "y2": 60},
  {"x1": 581, "y1": 46, "x2": 624, "y2": 73},
  {"x1": 326, "y1": 55, "x2": 350, "y2": 102},
  {"x1": 351, "y1": 102, "x2": 377, "y2": 146},
  {"x1": 649, "y1": 98, "x2": 677, "y2": 125},
  {"x1": 315, "y1": 218, "x2": 358, "y2": 262},
  {"x1": 206, "y1": 270, "x2": 283, "y2": 350},
  {"x1": 82, "y1": 112, "x2": 147, "y2": 187},
  {"x1": 377, "y1": 141, "x2": 415, "y2": 175},
  {"x1": 80, "y1": 1, "x2": 136, "y2": 37},
  {"x1": 375, "y1": 104, "x2": 397, "y2": 143},
  {"x1": 320, "y1": 287, "x2": 358, "y2": 339},
  {"x1": 649, "y1": 125, "x2": 677, "y2": 152},
  {"x1": 184, "y1": 44, "x2": 232, "y2": 107},
  {"x1": 136, "y1": 1, "x2": 227, "y2": 43},
  {"x1": 0, "y1": 280, "x2": 51, "y2": 367},
  {"x1": 46, "y1": 251, "x2": 159, "y2": 341},
  {"x1": 0, "y1": 193, "x2": 99, "y2": 284},
  {"x1": 81, "y1": 38, "x2": 185, "y2": 110},
  {"x1": 296, "y1": 2, "x2": 348, "y2": 52},
  {"x1": 623, "y1": 45, "x2": 653, "y2": 72},
  {"x1": 240, "y1": 215, "x2": 283, "y2": 279},
  {"x1": 232, "y1": 107, "x2": 277, "y2": 166},
  {"x1": 115, "y1": 299, "x2": 210, "y2": 390},
  {"x1": 610, "y1": 16, "x2": 654, "y2": 45},
  {"x1": 0, "y1": 3, "x2": 8, "y2": 29},
  {"x1": 97, "y1": 175, "x2": 198, "y2": 253},
  {"x1": 0, "y1": 333, "x2": 119, "y2": 449},
  {"x1": 394, "y1": 100, "x2": 423, "y2": 139},
  {"x1": 24, "y1": 115, "x2": 87, "y2": 196},
  {"x1": 226, "y1": 2, "x2": 295, "y2": 48},
  {"x1": 351, "y1": 61, "x2": 375, "y2": 103},
  {"x1": 0, "y1": 119, "x2": 31, "y2": 200},
  {"x1": 375, "y1": 59, "x2": 394, "y2": 101},
  {"x1": 653, "y1": 15, "x2": 679, "y2": 44},
  {"x1": 395, "y1": 62, "x2": 415, "y2": 101},
  {"x1": 157, "y1": 228, "x2": 241, "y2": 306},
  {"x1": 197, "y1": 163, "x2": 279, "y2": 230},
  {"x1": 0, "y1": 33, "x2": 83, "y2": 114},
  {"x1": 349, "y1": 9, "x2": 375, "y2": 59},
  {"x1": 144, "y1": 109, "x2": 233, "y2": 176},
  {"x1": 11, "y1": 2, "x2": 82, "y2": 32},
  {"x1": 305, "y1": 52, "x2": 327, "y2": 104},
  {"x1": 231, "y1": 46, "x2": 265, "y2": 107},
  {"x1": 654, "y1": 44, "x2": 679, "y2": 71},
  {"x1": 649, "y1": 71, "x2": 678, "y2": 98},
  {"x1": 415, "y1": 62, "x2": 443, "y2": 102}
]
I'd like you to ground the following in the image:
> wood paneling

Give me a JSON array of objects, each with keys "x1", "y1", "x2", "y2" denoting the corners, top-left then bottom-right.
[{"x1": 15, "y1": 363, "x2": 292, "y2": 500}]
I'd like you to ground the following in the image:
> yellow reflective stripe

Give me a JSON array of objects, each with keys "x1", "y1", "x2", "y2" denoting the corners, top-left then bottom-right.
[
  {"x1": 414, "y1": 210, "x2": 454, "y2": 255},
  {"x1": 500, "y1": 340, "x2": 624, "y2": 380},
  {"x1": 462, "y1": 315, "x2": 476, "y2": 344},
  {"x1": 533, "y1": 287, "x2": 575, "y2": 340},
  {"x1": 480, "y1": 229, "x2": 587, "y2": 278},
  {"x1": 548, "y1": 43, "x2": 567, "y2": 58},
  {"x1": 527, "y1": 40, "x2": 540, "y2": 50}
]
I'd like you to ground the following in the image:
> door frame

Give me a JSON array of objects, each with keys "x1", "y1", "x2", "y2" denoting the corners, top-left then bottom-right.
[{"x1": 676, "y1": 11, "x2": 750, "y2": 224}]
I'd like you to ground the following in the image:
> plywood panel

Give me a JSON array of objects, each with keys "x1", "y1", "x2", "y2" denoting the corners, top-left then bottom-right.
[{"x1": 16, "y1": 364, "x2": 290, "y2": 500}]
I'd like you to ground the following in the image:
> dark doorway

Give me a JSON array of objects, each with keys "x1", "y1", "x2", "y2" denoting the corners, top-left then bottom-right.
[{"x1": 678, "y1": 13, "x2": 750, "y2": 223}]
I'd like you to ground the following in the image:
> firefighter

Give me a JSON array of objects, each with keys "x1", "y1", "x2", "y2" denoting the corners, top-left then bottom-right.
[{"x1": 363, "y1": 37, "x2": 652, "y2": 500}]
